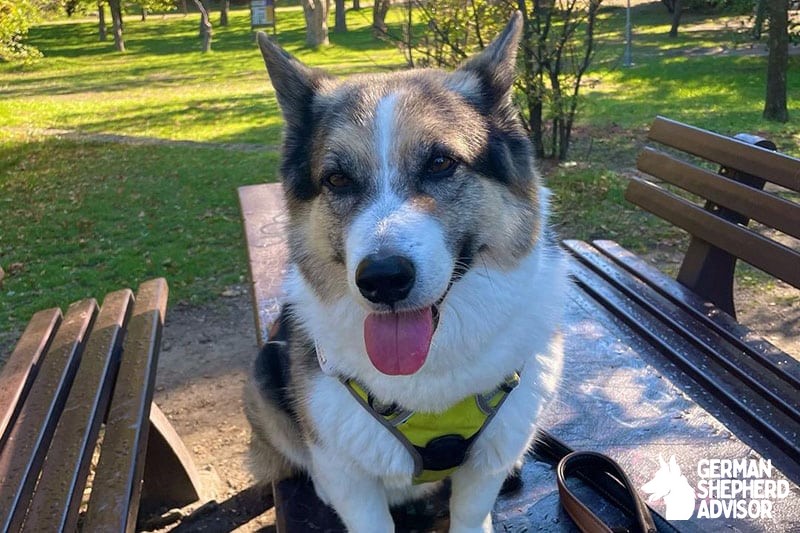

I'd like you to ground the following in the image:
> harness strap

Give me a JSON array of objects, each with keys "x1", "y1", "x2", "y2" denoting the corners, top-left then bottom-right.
[{"x1": 342, "y1": 374, "x2": 519, "y2": 484}]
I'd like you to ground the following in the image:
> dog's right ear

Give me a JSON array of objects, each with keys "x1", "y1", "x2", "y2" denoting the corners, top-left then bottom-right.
[{"x1": 257, "y1": 33, "x2": 331, "y2": 126}]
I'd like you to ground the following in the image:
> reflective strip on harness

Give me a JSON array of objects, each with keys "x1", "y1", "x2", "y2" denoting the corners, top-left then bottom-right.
[{"x1": 342, "y1": 374, "x2": 519, "y2": 484}]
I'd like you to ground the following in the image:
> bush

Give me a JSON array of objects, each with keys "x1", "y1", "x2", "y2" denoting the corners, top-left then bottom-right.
[{"x1": 0, "y1": 0, "x2": 43, "y2": 63}]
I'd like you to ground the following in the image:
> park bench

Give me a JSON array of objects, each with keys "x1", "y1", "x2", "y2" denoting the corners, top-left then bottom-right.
[
  {"x1": 238, "y1": 116, "x2": 800, "y2": 532},
  {"x1": 0, "y1": 278, "x2": 205, "y2": 532},
  {"x1": 563, "y1": 116, "x2": 800, "y2": 482}
]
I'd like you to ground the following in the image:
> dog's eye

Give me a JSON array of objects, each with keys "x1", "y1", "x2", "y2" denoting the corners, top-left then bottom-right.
[
  {"x1": 322, "y1": 173, "x2": 352, "y2": 191},
  {"x1": 425, "y1": 155, "x2": 457, "y2": 177}
]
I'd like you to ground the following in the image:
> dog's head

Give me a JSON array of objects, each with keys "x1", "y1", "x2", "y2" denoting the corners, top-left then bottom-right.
[{"x1": 258, "y1": 13, "x2": 543, "y2": 376}]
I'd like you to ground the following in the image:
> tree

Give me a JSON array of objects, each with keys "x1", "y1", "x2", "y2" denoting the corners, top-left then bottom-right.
[
  {"x1": 763, "y1": 0, "x2": 789, "y2": 121},
  {"x1": 373, "y1": 0, "x2": 390, "y2": 36},
  {"x1": 98, "y1": 1, "x2": 107, "y2": 40},
  {"x1": 220, "y1": 0, "x2": 229, "y2": 26},
  {"x1": 302, "y1": 0, "x2": 330, "y2": 47},
  {"x1": 394, "y1": 0, "x2": 601, "y2": 160},
  {"x1": 660, "y1": 0, "x2": 683, "y2": 37},
  {"x1": 108, "y1": 0, "x2": 125, "y2": 51},
  {"x1": 353, "y1": 0, "x2": 360, "y2": 9},
  {"x1": 335, "y1": 0, "x2": 347, "y2": 32},
  {"x1": 194, "y1": 0, "x2": 212, "y2": 52}
]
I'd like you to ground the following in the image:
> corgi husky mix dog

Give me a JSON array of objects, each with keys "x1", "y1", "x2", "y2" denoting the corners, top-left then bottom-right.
[{"x1": 245, "y1": 12, "x2": 567, "y2": 533}]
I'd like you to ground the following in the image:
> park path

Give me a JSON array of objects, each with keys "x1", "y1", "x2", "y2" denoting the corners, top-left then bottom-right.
[{"x1": 2, "y1": 126, "x2": 279, "y2": 152}]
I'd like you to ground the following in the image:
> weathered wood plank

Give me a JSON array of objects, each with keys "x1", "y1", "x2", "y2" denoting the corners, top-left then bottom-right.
[
  {"x1": 647, "y1": 116, "x2": 800, "y2": 192},
  {"x1": 82, "y1": 279, "x2": 168, "y2": 533},
  {"x1": 21, "y1": 289, "x2": 133, "y2": 532},
  {"x1": 0, "y1": 308, "x2": 62, "y2": 447},
  {"x1": 0, "y1": 299, "x2": 97, "y2": 532},
  {"x1": 238, "y1": 183, "x2": 289, "y2": 346}
]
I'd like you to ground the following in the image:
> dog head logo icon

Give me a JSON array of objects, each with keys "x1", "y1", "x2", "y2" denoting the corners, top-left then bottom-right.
[{"x1": 641, "y1": 455, "x2": 696, "y2": 520}]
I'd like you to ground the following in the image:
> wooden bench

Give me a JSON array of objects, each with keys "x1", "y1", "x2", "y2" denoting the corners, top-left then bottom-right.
[
  {"x1": 0, "y1": 278, "x2": 205, "y2": 532},
  {"x1": 238, "y1": 116, "x2": 800, "y2": 532},
  {"x1": 564, "y1": 116, "x2": 800, "y2": 481}
]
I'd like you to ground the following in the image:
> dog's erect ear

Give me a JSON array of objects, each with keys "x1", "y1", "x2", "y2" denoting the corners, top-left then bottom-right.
[
  {"x1": 257, "y1": 32, "x2": 331, "y2": 125},
  {"x1": 456, "y1": 11, "x2": 523, "y2": 108}
]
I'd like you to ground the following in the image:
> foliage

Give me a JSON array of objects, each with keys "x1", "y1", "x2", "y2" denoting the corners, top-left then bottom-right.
[
  {"x1": 393, "y1": 0, "x2": 601, "y2": 160},
  {"x1": 0, "y1": 0, "x2": 43, "y2": 62}
]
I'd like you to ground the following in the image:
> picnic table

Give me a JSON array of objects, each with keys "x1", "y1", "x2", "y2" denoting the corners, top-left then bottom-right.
[{"x1": 239, "y1": 180, "x2": 798, "y2": 532}]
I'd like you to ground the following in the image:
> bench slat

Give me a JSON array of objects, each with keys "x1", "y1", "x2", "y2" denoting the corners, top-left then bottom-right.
[
  {"x1": 591, "y1": 240, "x2": 800, "y2": 391},
  {"x1": 567, "y1": 258, "x2": 800, "y2": 481},
  {"x1": 0, "y1": 299, "x2": 98, "y2": 532},
  {"x1": 637, "y1": 147, "x2": 800, "y2": 239},
  {"x1": 564, "y1": 240, "x2": 800, "y2": 422},
  {"x1": 647, "y1": 116, "x2": 800, "y2": 192},
  {"x1": 238, "y1": 184, "x2": 289, "y2": 346},
  {"x1": 625, "y1": 177, "x2": 800, "y2": 289},
  {"x1": 82, "y1": 278, "x2": 168, "y2": 533},
  {"x1": 0, "y1": 308, "x2": 62, "y2": 447},
  {"x1": 21, "y1": 289, "x2": 134, "y2": 532}
]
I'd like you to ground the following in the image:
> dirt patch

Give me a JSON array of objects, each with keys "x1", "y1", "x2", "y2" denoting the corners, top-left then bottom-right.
[{"x1": 149, "y1": 290, "x2": 276, "y2": 532}]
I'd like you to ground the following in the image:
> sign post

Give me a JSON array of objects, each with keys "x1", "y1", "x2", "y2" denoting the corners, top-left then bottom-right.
[{"x1": 251, "y1": 0, "x2": 276, "y2": 34}]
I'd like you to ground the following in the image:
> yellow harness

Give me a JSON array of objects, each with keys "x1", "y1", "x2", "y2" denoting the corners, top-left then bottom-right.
[{"x1": 342, "y1": 374, "x2": 519, "y2": 484}]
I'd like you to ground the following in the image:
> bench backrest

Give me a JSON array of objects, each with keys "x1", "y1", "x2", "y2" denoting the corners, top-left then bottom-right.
[
  {"x1": 628, "y1": 116, "x2": 800, "y2": 318},
  {"x1": 0, "y1": 279, "x2": 169, "y2": 532}
]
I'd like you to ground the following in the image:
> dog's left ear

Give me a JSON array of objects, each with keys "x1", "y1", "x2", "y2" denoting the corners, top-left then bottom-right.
[
  {"x1": 256, "y1": 32, "x2": 332, "y2": 128},
  {"x1": 455, "y1": 11, "x2": 523, "y2": 109}
]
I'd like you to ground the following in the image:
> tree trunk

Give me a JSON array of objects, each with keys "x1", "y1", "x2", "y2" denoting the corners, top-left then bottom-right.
[
  {"x1": 353, "y1": 0, "x2": 360, "y2": 9},
  {"x1": 752, "y1": 0, "x2": 766, "y2": 40},
  {"x1": 108, "y1": 0, "x2": 125, "y2": 51},
  {"x1": 764, "y1": 0, "x2": 789, "y2": 122},
  {"x1": 335, "y1": 0, "x2": 347, "y2": 32},
  {"x1": 669, "y1": 0, "x2": 681, "y2": 37},
  {"x1": 98, "y1": 2, "x2": 107, "y2": 41},
  {"x1": 182, "y1": 0, "x2": 188, "y2": 15},
  {"x1": 220, "y1": 0, "x2": 230, "y2": 26},
  {"x1": 303, "y1": 0, "x2": 330, "y2": 47},
  {"x1": 372, "y1": 0, "x2": 390, "y2": 36},
  {"x1": 141, "y1": 7, "x2": 147, "y2": 22},
  {"x1": 193, "y1": 0, "x2": 212, "y2": 51}
]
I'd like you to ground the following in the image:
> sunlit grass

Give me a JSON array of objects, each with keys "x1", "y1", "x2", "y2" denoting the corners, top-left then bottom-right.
[{"x1": 1, "y1": 1, "x2": 798, "y2": 351}]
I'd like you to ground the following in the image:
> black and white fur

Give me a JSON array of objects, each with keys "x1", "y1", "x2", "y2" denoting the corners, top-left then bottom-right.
[{"x1": 245, "y1": 13, "x2": 567, "y2": 532}]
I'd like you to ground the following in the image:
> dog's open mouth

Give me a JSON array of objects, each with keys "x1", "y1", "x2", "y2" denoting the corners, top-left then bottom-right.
[{"x1": 363, "y1": 304, "x2": 441, "y2": 376}]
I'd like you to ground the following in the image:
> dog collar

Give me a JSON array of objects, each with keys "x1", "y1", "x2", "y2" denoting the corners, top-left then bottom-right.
[{"x1": 342, "y1": 373, "x2": 520, "y2": 484}]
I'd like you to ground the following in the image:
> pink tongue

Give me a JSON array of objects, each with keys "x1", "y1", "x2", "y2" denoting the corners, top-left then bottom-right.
[{"x1": 363, "y1": 308, "x2": 434, "y2": 375}]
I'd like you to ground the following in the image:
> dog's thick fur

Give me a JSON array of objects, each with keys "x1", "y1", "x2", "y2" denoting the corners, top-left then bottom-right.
[{"x1": 245, "y1": 13, "x2": 567, "y2": 532}]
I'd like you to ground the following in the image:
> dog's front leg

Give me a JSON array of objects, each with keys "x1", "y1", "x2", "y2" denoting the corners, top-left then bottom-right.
[
  {"x1": 448, "y1": 465, "x2": 507, "y2": 533},
  {"x1": 309, "y1": 444, "x2": 395, "y2": 533}
]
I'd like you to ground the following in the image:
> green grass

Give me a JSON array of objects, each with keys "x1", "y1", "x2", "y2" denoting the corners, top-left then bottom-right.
[{"x1": 1, "y1": 1, "x2": 798, "y2": 350}]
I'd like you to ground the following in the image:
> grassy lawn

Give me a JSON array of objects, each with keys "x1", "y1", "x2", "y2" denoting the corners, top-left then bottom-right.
[{"x1": 1, "y1": 1, "x2": 798, "y2": 349}]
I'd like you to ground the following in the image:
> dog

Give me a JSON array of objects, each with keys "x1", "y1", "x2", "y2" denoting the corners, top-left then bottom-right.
[{"x1": 244, "y1": 12, "x2": 568, "y2": 532}]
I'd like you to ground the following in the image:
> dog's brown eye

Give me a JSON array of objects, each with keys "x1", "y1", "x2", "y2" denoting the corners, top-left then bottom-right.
[
  {"x1": 426, "y1": 155, "x2": 457, "y2": 176},
  {"x1": 323, "y1": 173, "x2": 352, "y2": 190}
]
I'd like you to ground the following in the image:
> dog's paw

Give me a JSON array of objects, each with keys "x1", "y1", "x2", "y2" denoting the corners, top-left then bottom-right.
[{"x1": 449, "y1": 513, "x2": 493, "y2": 533}]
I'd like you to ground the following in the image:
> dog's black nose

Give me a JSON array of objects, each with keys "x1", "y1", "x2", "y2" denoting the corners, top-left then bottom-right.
[{"x1": 355, "y1": 255, "x2": 416, "y2": 305}]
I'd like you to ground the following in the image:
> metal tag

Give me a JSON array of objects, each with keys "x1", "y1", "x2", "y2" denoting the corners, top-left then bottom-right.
[{"x1": 314, "y1": 339, "x2": 337, "y2": 376}]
